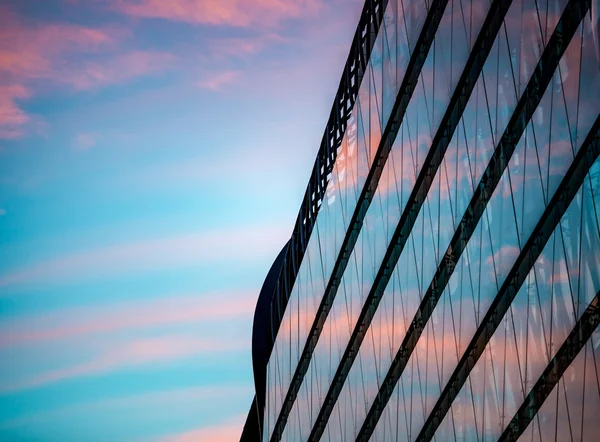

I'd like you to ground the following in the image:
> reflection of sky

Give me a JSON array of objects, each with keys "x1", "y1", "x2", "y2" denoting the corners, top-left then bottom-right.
[
  {"x1": 0, "y1": 1, "x2": 364, "y2": 440},
  {"x1": 269, "y1": 2, "x2": 600, "y2": 440}
]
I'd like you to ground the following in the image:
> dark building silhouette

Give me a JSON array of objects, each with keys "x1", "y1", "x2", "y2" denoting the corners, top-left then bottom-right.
[{"x1": 242, "y1": 0, "x2": 600, "y2": 440}]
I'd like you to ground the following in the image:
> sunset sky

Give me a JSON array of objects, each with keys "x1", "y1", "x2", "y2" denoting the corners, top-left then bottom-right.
[{"x1": 0, "y1": 0, "x2": 364, "y2": 440}]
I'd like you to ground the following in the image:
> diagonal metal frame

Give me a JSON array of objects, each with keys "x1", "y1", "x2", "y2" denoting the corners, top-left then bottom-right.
[
  {"x1": 263, "y1": 1, "x2": 386, "y2": 435},
  {"x1": 268, "y1": 0, "x2": 387, "y2": 349},
  {"x1": 414, "y1": 20, "x2": 596, "y2": 442},
  {"x1": 356, "y1": 0, "x2": 591, "y2": 438},
  {"x1": 499, "y1": 289, "x2": 600, "y2": 442},
  {"x1": 268, "y1": 1, "x2": 449, "y2": 440},
  {"x1": 305, "y1": 0, "x2": 516, "y2": 439}
]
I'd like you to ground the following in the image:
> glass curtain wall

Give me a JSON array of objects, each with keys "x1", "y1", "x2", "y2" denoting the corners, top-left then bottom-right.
[{"x1": 263, "y1": 0, "x2": 600, "y2": 441}]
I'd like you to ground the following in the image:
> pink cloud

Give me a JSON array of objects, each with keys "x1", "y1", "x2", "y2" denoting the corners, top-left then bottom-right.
[
  {"x1": 0, "y1": 13, "x2": 116, "y2": 84},
  {"x1": 205, "y1": 33, "x2": 288, "y2": 60},
  {"x1": 0, "y1": 12, "x2": 115, "y2": 80},
  {"x1": 1, "y1": 385, "x2": 253, "y2": 429},
  {"x1": 486, "y1": 245, "x2": 521, "y2": 279},
  {"x1": 0, "y1": 84, "x2": 31, "y2": 139},
  {"x1": 160, "y1": 414, "x2": 246, "y2": 442},
  {"x1": 197, "y1": 70, "x2": 239, "y2": 91},
  {"x1": 546, "y1": 261, "x2": 579, "y2": 286},
  {"x1": 0, "y1": 8, "x2": 172, "y2": 138},
  {"x1": 0, "y1": 223, "x2": 289, "y2": 288},
  {"x1": 73, "y1": 132, "x2": 102, "y2": 151},
  {"x1": 0, "y1": 291, "x2": 256, "y2": 349},
  {"x1": 112, "y1": 0, "x2": 323, "y2": 28},
  {"x1": 61, "y1": 51, "x2": 174, "y2": 91},
  {"x1": 4, "y1": 333, "x2": 248, "y2": 392}
]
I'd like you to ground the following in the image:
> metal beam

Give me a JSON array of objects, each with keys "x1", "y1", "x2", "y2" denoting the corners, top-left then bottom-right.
[
  {"x1": 499, "y1": 289, "x2": 600, "y2": 442},
  {"x1": 356, "y1": 0, "x2": 591, "y2": 439},
  {"x1": 305, "y1": 0, "x2": 515, "y2": 439},
  {"x1": 268, "y1": 0, "x2": 448, "y2": 440},
  {"x1": 414, "y1": 41, "x2": 597, "y2": 442},
  {"x1": 268, "y1": 0, "x2": 387, "y2": 351}
]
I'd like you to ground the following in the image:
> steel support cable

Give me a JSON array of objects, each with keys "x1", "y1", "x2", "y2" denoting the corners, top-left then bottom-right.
[
  {"x1": 268, "y1": 1, "x2": 448, "y2": 440},
  {"x1": 304, "y1": 0, "x2": 514, "y2": 440},
  {"x1": 498, "y1": 289, "x2": 600, "y2": 441},
  {"x1": 413, "y1": 18, "x2": 595, "y2": 442},
  {"x1": 356, "y1": 1, "x2": 590, "y2": 439}
]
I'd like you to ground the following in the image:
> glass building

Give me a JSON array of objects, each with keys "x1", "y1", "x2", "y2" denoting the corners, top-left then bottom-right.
[{"x1": 241, "y1": 0, "x2": 600, "y2": 441}]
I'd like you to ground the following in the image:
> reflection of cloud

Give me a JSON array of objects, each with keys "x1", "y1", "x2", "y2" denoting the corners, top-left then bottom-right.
[
  {"x1": 0, "y1": 291, "x2": 256, "y2": 349},
  {"x1": 0, "y1": 223, "x2": 289, "y2": 288},
  {"x1": 0, "y1": 208, "x2": 6, "y2": 216},
  {"x1": 113, "y1": 0, "x2": 323, "y2": 28},
  {"x1": 486, "y1": 245, "x2": 521, "y2": 279},
  {"x1": 160, "y1": 414, "x2": 246, "y2": 442},
  {"x1": 3, "y1": 333, "x2": 248, "y2": 392}
]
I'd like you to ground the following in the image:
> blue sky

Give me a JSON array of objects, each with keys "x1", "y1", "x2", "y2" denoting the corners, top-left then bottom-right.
[{"x1": 0, "y1": 0, "x2": 363, "y2": 440}]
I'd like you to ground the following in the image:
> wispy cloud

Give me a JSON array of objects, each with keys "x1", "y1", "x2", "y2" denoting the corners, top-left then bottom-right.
[
  {"x1": 207, "y1": 33, "x2": 288, "y2": 59},
  {"x1": 159, "y1": 414, "x2": 246, "y2": 442},
  {"x1": 0, "y1": 291, "x2": 256, "y2": 349},
  {"x1": 73, "y1": 132, "x2": 102, "y2": 151},
  {"x1": 0, "y1": 8, "x2": 171, "y2": 139},
  {"x1": 0, "y1": 385, "x2": 252, "y2": 430},
  {"x1": 2, "y1": 333, "x2": 248, "y2": 392},
  {"x1": 197, "y1": 70, "x2": 239, "y2": 91},
  {"x1": 0, "y1": 12, "x2": 115, "y2": 80},
  {"x1": 0, "y1": 85, "x2": 31, "y2": 139},
  {"x1": 112, "y1": 0, "x2": 323, "y2": 28},
  {"x1": 0, "y1": 223, "x2": 289, "y2": 288},
  {"x1": 61, "y1": 51, "x2": 174, "y2": 91}
]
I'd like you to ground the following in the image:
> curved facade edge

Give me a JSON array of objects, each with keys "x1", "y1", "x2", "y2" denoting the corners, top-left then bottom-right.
[{"x1": 240, "y1": 242, "x2": 290, "y2": 442}]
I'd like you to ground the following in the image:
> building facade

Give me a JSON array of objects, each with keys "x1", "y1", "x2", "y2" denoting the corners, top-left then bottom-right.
[{"x1": 242, "y1": 0, "x2": 600, "y2": 441}]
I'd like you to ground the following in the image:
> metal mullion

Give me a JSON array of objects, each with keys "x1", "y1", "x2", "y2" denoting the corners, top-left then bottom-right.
[
  {"x1": 311, "y1": 0, "x2": 513, "y2": 438},
  {"x1": 268, "y1": 0, "x2": 387, "y2": 368},
  {"x1": 269, "y1": 0, "x2": 448, "y2": 439}
]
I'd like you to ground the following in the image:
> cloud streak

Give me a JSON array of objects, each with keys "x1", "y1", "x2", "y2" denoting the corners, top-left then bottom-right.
[
  {"x1": 0, "y1": 291, "x2": 256, "y2": 349},
  {"x1": 0, "y1": 385, "x2": 252, "y2": 430},
  {"x1": 112, "y1": 0, "x2": 323, "y2": 28},
  {"x1": 0, "y1": 8, "x2": 171, "y2": 138},
  {"x1": 61, "y1": 51, "x2": 174, "y2": 91},
  {"x1": 2, "y1": 333, "x2": 248, "y2": 392},
  {"x1": 0, "y1": 223, "x2": 289, "y2": 288},
  {"x1": 159, "y1": 414, "x2": 246, "y2": 442},
  {"x1": 0, "y1": 85, "x2": 31, "y2": 139},
  {"x1": 197, "y1": 70, "x2": 239, "y2": 91}
]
